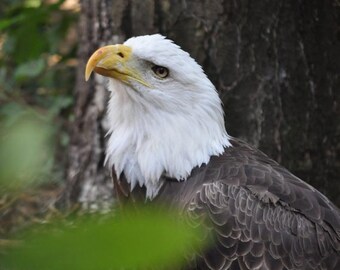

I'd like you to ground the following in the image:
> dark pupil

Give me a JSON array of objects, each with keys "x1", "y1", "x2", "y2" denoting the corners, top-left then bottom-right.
[{"x1": 152, "y1": 65, "x2": 168, "y2": 77}]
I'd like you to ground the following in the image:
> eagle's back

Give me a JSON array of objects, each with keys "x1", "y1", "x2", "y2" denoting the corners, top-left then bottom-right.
[{"x1": 113, "y1": 138, "x2": 340, "y2": 269}]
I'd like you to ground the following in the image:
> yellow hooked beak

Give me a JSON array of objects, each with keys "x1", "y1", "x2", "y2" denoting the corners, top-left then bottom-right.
[{"x1": 85, "y1": 44, "x2": 150, "y2": 87}]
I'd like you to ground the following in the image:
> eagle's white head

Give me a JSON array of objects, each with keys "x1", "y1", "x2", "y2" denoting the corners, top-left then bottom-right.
[{"x1": 86, "y1": 34, "x2": 230, "y2": 198}]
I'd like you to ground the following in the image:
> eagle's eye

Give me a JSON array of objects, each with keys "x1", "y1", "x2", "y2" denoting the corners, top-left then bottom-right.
[{"x1": 152, "y1": 65, "x2": 169, "y2": 78}]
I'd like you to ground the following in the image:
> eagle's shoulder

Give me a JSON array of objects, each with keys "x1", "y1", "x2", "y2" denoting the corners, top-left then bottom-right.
[
  {"x1": 205, "y1": 137, "x2": 340, "y2": 226},
  {"x1": 183, "y1": 138, "x2": 340, "y2": 269}
]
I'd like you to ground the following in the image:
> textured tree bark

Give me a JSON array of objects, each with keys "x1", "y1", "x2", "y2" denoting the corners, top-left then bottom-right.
[{"x1": 63, "y1": 0, "x2": 340, "y2": 208}]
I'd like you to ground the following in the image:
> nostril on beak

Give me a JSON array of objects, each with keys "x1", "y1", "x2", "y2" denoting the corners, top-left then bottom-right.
[{"x1": 117, "y1": 52, "x2": 124, "y2": 58}]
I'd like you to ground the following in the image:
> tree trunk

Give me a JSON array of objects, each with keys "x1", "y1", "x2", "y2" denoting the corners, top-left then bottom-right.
[{"x1": 63, "y1": 0, "x2": 340, "y2": 209}]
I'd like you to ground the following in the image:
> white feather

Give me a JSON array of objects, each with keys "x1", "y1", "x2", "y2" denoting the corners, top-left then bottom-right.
[{"x1": 105, "y1": 34, "x2": 231, "y2": 199}]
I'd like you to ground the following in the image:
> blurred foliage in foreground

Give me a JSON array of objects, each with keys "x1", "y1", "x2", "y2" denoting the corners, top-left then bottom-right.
[
  {"x1": 0, "y1": 111, "x2": 209, "y2": 270},
  {"x1": 0, "y1": 115, "x2": 208, "y2": 269},
  {"x1": 0, "y1": 0, "x2": 78, "y2": 179},
  {"x1": 0, "y1": 112, "x2": 53, "y2": 192},
  {"x1": 2, "y1": 207, "x2": 207, "y2": 270}
]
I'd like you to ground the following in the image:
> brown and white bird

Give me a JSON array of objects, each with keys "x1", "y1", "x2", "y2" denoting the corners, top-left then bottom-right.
[{"x1": 85, "y1": 34, "x2": 340, "y2": 270}]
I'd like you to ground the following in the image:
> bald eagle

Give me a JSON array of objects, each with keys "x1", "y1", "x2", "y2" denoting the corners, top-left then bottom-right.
[{"x1": 85, "y1": 34, "x2": 340, "y2": 269}]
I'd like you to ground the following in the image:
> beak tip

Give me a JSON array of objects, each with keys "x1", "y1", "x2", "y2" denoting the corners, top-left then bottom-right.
[{"x1": 85, "y1": 67, "x2": 93, "y2": 82}]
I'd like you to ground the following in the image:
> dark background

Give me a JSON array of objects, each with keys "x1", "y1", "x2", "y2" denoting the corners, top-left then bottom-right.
[{"x1": 65, "y1": 0, "x2": 340, "y2": 208}]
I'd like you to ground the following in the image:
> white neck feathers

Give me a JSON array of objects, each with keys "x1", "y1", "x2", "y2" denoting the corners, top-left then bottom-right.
[{"x1": 105, "y1": 79, "x2": 230, "y2": 199}]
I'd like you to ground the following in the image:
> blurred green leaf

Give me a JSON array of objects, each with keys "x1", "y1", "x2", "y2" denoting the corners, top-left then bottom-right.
[
  {"x1": 0, "y1": 111, "x2": 53, "y2": 191},
  {"x1": 2, "y1": 207, "x2": 208, "y2": 270},
  {"x1": 0, "y1": 0, "x2": 77, "y2": 92},
  {"x1": 47, "y1": 95, "x2": 73, "y2": 117},
  {"x1": 14, "y1": 58, "x2": 45, "y2": 81},
  {"x1": 11, "y1": 17, "x2": 49, "y2": 63},
  {"x1": 0, "y1": 14, "x2": 25, "y2": 31},
  {"x1": 24, "y1": 0, "x2": 42, "y2": 8},
  {"x1": 0, "y1": 102, "x2": 28, "y2": 126}
]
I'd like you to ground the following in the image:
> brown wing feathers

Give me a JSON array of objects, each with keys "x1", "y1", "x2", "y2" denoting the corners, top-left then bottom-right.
[
  {"x1": 183, "y1": 138, "x2": 340, "y2": 269},
  {"x1": 112, "y1": 137, "x2": 340, "y2": 269}
]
